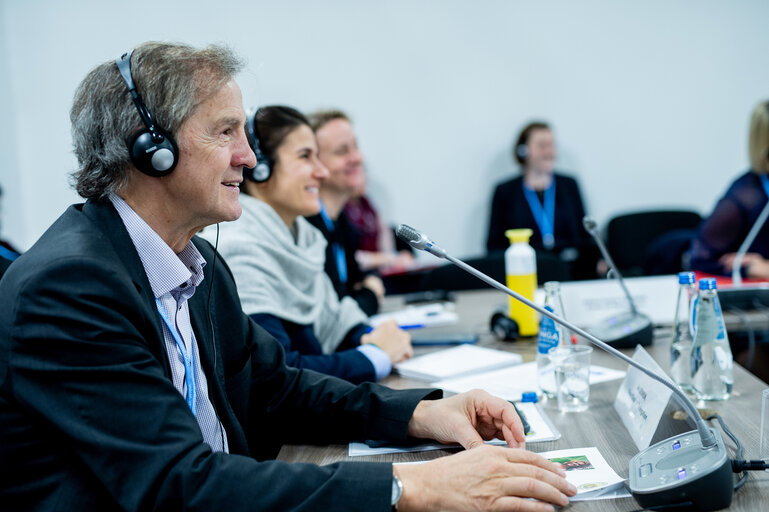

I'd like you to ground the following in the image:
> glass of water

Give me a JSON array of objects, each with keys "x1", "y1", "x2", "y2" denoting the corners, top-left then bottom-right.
[
  {"x1": 760, "y1": 388, "x2": 769, "y2": 464},
  {"x1": 549, "y1": 345, "x2": 593, "y2": 413}
]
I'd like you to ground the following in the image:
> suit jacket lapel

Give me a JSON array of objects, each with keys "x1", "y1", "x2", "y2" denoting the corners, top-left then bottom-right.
[
  {"x1": 80, "y1": 198, "x2": 171, "y2": 376},
  {"x1": 189, "y1": 239, "x2": 249, "y2": 455}
]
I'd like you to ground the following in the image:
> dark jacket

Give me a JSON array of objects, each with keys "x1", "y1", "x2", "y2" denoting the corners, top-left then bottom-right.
[
  {"x1": 250, "y1": 313, "x2": 375, "y2": 384},
  {"x1": 0, "y1": 198, "x2": 438, "y2": 511},
  {"x1": 306, "y1": 210, "x2": 379, "y2": 315}
]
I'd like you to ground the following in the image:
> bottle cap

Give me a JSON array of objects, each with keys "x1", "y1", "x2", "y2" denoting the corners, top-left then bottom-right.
[
  {"x1": 677, "y1": 271, "x2": 695, "y2": 285},
  {"x1": 505, "y1": 228, "x2": 533, "y2": 245},
  {"x1": 521, "y1": 392, "x2": 539, "y2": 403},
  {"x1": 699, "y1": 277, "x2": 717, "y2": 290}
]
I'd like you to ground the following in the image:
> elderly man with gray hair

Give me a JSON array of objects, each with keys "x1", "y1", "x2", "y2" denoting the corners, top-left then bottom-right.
[{"x1": 0, "y1": 41, "x2": 574, "y2": 511}]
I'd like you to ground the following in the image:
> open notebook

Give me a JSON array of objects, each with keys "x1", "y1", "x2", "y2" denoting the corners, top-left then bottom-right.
[{"x1": 394, "y1": 344, "x2": 522, "y2": 381}]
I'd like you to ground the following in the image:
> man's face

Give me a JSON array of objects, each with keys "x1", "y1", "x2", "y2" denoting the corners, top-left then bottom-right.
[
  {"x1": 315, "y1": 118, "x2": 365, "y2": 194},
  {"x1": 164, "y1": 80, "x2": 255, "y2": 230}
]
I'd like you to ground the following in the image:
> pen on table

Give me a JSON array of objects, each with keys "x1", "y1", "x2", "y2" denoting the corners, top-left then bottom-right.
[
  {"x1": 398, "y1": 323, "x2": 426, "y2": 330},
  {"x1": 509, "y1": 401, "x2": 531, "y2": 435},
  {"x1": 410, "y1": 338, "x2": 478, "y2": 347}
]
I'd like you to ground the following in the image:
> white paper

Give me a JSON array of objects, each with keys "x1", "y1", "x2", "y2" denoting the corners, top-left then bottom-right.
[
  {"x1": 369, "y1": 302, "x2": 458, "y2": 329},
  {"x1": 394, "y1": 345, "x2": 522, "y2": 381},
  {"x1": 613, "y1": 345, "x2": 674, "y2": 451},
  {"x1": 348, "y1": 402, "x2": 559, "y2": 457},
  {"x1": 432, "y1": 361, "x2": 626, "y2": 401},
  {"x1": 536, "y1": 447, "x2": 629, "y2": 500}
]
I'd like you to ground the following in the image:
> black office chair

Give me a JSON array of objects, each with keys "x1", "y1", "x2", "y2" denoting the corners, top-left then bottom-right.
[{"x1": 606, "y1": 210, "x2": 702, "y2": 276}]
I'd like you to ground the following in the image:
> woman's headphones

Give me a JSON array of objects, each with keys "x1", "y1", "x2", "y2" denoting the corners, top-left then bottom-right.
[
  {"x1": 115, "y1": 50, "x2": 179, "y2": 177},
  {"x1": 244, "y1": 108, "x2": 272, "y2": 182},
  {"x1": 490, "y1": 310, "x2": 520, "y2": 341}
]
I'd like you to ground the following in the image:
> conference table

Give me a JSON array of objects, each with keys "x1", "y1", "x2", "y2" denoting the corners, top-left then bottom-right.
[{"x1": 278, "y1": 289, "x2": 769, "y2": 511}]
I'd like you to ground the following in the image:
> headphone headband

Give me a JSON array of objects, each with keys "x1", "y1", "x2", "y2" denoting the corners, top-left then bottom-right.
[
  {"x1": 115, "y1": 49, "x2": 178, "y2": 177},
  {"x1": 244, "y1": 107, "x2": 272, "y2": 182}
]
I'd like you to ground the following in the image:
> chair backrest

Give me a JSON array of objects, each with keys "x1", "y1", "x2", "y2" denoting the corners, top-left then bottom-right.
[
  {"x1": 419, "y1": 251, "x2": 571, "y2": 291},
  {"x1": 606, "y1": 210, "x2": 702, "y2": 276}
]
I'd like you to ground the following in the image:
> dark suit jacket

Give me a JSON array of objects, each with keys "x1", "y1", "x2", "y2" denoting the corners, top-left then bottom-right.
[
  {"x1": 306, "y1": 211, "x2": 380, "y2": 316},
  {"x1": 0, "y1": 198, "x2": 438, "y2": 511}
]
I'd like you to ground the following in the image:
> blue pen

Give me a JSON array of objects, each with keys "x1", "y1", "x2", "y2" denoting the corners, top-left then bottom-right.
[
  {"x1": 411, "y1": 339, "x2": 477, "y2": 347},
  {"x1": 399, "y1": 323, "x2": 426, "y2": 330}
]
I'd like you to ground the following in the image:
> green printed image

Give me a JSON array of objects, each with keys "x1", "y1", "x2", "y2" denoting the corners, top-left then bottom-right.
[{"x1": 549, "y1": 454, "x2": 594, "y2": 471}]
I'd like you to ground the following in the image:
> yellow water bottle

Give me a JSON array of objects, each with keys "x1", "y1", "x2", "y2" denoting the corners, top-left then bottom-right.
[{"x1": 505, "y1": 229, "x2": 538, "y2": 336}]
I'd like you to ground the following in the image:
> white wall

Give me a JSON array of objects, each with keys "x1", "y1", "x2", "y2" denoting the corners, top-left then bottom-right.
[{"x1": 1, "y1": 0, "x2": 768, "y2": 258}]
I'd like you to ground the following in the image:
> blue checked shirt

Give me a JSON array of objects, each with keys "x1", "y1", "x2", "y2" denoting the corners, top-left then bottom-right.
[{"x1": 110, "y1": 194, "x2": 228, "y2": 452}]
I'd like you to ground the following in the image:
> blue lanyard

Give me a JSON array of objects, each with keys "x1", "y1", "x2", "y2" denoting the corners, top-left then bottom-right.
[
  {"x1": 522, "y1": 178, "x2": 556, "y2": 249},
  {"x1": 761, "y1": 174, "x2": 769, "y2": 200},
  {"x1": 155, "y1": 298, "x2": 197, "y2": 416},
  {"x1": 319, "y1": 201, "x2": 348, "y2": 284}
]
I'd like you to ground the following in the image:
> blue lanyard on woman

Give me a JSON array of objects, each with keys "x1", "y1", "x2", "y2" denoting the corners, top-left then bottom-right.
[
  {"x1": 319, "y1": 201, "x2": 348, "y2": 284},
  {"x1": 761, "y1": 174, "x2": 769, "y2": 200},
  {"x1": 155, "y1": 298, "x2": 197, "y2": 416},
  {"x1": 522, "y1": 178, "x2": 556, "y2": 249}
]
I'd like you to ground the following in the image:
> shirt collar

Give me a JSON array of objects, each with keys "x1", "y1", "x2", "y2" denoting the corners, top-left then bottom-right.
[{"x1": 109, "y1": 193, "x2": 206, "y2": 299}]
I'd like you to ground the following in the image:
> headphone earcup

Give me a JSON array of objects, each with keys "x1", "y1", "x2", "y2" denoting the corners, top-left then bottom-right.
[
  {"x1": 249, "y1": 161, "x2": 271, "y2": 182},
  {"x1": 490, "y1": 312, "x2": 520, "y2": 341},
  {"x1": 129, "y1": 128, "x2": 178, "y2": 177}
]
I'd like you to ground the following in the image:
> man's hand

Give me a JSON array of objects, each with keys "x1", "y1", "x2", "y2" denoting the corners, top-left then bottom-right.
[
  {"x1": 407, "y1": 389, "x2": 526, "y2": 450},
  {"x1": 361, "y1": 319, "x2": 413, "y2": 363},
  {"x1": 359, "y1": 274, "x2": 385, "y2": 301},
  {"x1": 394, "y1": 445, "x2": 577, "y2": 512}
]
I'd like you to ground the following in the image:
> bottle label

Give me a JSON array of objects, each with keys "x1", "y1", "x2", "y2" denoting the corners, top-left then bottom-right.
[
  {"x1": 537, "y1": 305, "x2": 560, "y2": 354},
  {"x1": 691, "y1": 296, "x2": 726, "y2": 341}
]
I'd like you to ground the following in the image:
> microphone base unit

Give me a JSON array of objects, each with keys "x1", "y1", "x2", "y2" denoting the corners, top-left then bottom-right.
[
  {"x1": 584, "y1": 312, "x2": 654, "y2": 349},
  {"x1": 717, "y1": 283, "x2": 769, "y2": 311},
  {"x1": 629, "y1": 427, "x2": 733, "y2": 511}
]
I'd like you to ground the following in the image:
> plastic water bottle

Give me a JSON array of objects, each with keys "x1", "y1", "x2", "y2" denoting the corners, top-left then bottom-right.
[
  {"x1": 670, "y1": 272, "x2": 696, "y2": 392},
  {"x1": 505, "y1": 229, "x2": 538, "y2": 337},
  {"x1": 690, "y1": 278, "x2": 734, "y2": 400},
  {"x1": 537, "y1": 281, "x2": 570, "y2": 397}
]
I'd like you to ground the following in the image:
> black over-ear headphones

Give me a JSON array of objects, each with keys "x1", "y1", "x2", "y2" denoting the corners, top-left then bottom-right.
[
  {"x1": 490, "y1": 310, "x2": 520, "y2": 341},
  {"x1": 115, "y1": 50, "x2": 178, "y2": 177},
  {"x1": 244, "y1": 108, "x2": 272, "y2": 182}
]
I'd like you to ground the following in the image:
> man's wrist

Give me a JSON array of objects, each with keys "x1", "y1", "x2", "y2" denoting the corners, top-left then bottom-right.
[{"x1": 391, "y1": 472, "x2": 403, "y2": 510}]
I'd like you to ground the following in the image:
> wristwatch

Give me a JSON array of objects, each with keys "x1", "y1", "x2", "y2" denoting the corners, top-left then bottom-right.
[{"x1": 391, "y1": 473, "x2": 403, "y2": 510}]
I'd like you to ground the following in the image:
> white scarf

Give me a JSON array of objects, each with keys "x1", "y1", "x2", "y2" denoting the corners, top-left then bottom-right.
[{"x1": 200, "y1": 194, "x2": 367, "y2": 353}]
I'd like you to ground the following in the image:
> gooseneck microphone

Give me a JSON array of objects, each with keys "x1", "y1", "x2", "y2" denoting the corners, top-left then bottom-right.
[
  {"x1": 730, "y1": 199, "x2": 769, "y2": 287},
  {"x1": 581, "y1": 216, "x2": 654, "y2": 348},
  {"x1": 582, "y1": 216, "x2": 637, "y2": 314},
  {"x1": 397, "y1": 223, "x2": 734, "y2": 511}
]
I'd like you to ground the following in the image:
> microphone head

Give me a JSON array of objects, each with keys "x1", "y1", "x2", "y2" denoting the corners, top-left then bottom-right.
[
  {"x1": 396, "y1": 224, "x2": 422, "y2": 245},
  {"x1": 582, "y1": 215, "x2": 598, "y2": 234}
]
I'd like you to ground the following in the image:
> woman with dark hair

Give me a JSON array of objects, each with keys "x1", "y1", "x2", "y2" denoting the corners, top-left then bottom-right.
[
  {"x1": 486, "y1": 121, "x2": 598, "y2": 280},
  {"x1": 201, "y1": 106, "x2": 412, "y2": 383},
  {"x1": 691, "y1": 100, "x2": 769, "y2": 278}
]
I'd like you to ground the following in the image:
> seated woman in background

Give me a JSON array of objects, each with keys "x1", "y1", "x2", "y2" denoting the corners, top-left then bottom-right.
[
  {"x1": 486, "y1": 121, "x2": 599, "y2": 280},
  {"x1": 343, "y1": 166, "x2": 415, "y2": 272},
  {"x1": 201, "y1": 106, "x2": 412, "y2": 384},
  {"x1": 690, "y1": 100, "x2": 769, "y2": 278}
]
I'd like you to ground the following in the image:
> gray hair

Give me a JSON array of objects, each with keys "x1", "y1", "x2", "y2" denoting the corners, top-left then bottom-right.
[{"x1": 70, "y1": 41, "x2": 244, "y2": 198}]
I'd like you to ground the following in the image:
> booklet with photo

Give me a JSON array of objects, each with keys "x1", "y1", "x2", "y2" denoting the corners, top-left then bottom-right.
[{"x1": 536, "y1": 446, "x2": 630, "y2": 501}]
